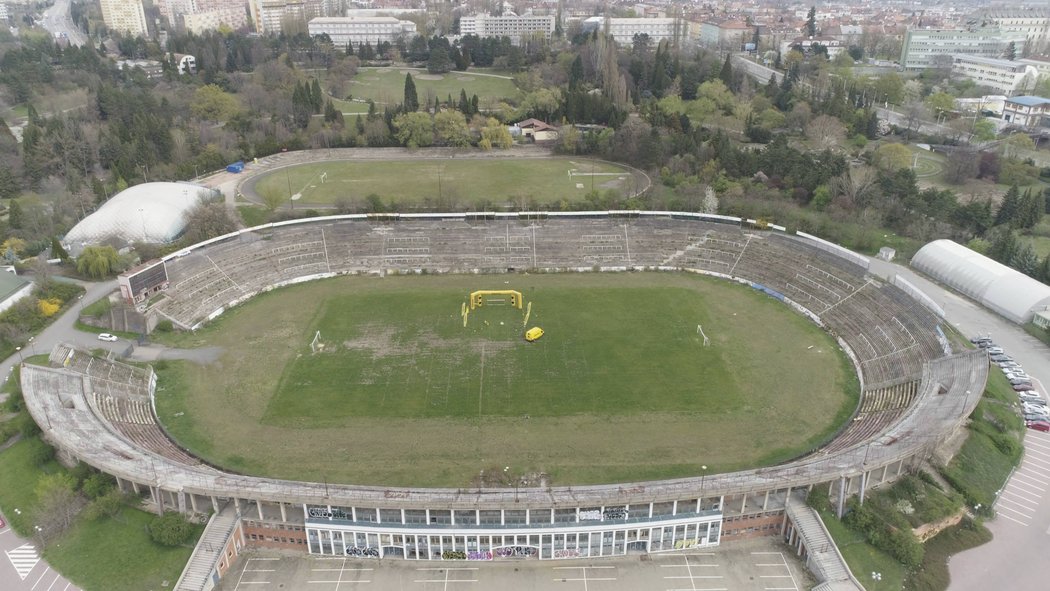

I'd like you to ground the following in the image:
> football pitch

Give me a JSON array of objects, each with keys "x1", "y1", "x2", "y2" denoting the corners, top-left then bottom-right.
[
  {"x1": 248, "y1": 158, "x2": 640, "y2": 208},
  {"x1": 154, "y1": 272, "x2": 857, "y2": 487}
]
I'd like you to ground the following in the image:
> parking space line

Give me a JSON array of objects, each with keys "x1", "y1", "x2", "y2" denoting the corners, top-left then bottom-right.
[
  {"x1": 1014, "y1": 470, "x2": 1050, "y2": 485},
  {"x1": 1021, "y1": 448, "x2": 1050, "y2": 461},
  {"x1": 996, "y1": 504, "x2": 1034, "y2": 518},
  {"x1": 1000, "y1": 485, "x2": 1042, "y2": 503},
  {"x1": 1005, "y1": 479, "x2": 1045, "y2": 494},
  {"x1": 997, "y1": 495, "x2": 1039, "y2": 511},
  {"x1": 995, "y1": 512, "x2": 1029, "y2": 526},
  {"x1": 1023, "y1": 438, "x2": 1050, "y2": 451},
  {"x1": 30, "y1": 567, "x2": 51, "y2": 590}
]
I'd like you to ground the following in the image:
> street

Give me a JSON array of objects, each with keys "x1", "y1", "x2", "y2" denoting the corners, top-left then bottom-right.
[{"x1": 39, "y1": 0, "x2": 87, "y2": 47}]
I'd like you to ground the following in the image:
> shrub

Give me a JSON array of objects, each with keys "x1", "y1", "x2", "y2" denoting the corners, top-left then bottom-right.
[{"x1": 148, "y1": 511, "x2": 195, "y2": 546}]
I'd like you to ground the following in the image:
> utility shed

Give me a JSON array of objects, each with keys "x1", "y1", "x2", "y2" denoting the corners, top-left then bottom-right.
[{"x1": 911, "y1": 239, "x2": 1050, "y2": 324}]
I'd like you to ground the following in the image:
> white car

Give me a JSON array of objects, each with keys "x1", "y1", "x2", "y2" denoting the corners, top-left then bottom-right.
[{"x1": 97, "y1": 333, "x2": 118, "y2": 342}]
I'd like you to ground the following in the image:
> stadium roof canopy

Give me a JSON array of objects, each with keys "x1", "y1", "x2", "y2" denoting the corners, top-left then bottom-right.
[
  {"x1": 911, "y1": 239, "x2": 1050, "y2": 324},
  {"x1": 64, "y1": 182, "x2": 210, "y2": 252}
]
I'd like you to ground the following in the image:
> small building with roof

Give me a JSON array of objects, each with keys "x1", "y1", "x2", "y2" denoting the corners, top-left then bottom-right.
[
  {"x1": 0, "y1": 269, "x2": 33, "y2": 314},
  {"x1": 1002, "y1": 95, "x2": 1050, "y2": 127}
]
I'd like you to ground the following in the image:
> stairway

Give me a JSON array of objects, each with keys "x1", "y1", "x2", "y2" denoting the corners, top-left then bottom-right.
[
  {"x1": 785, "y1": 503, "x2": 864, "y2": 590},
  {"x1": 174, "y1": 503, "x2": 240, "y2": 591}
]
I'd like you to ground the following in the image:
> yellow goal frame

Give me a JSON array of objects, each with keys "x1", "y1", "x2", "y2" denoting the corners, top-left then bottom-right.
[{"x1": 470, "y1": 290, "x2": 523, "y2": 310}]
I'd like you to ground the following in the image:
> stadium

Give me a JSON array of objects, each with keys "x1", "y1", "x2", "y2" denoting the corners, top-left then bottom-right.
[{"x1": 22, "y1": 211, "x2": 986, "y2": 587}]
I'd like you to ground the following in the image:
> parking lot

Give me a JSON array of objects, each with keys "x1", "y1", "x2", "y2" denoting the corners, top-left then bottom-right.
[{"x1": 218, "y1": 537, "x2": 813, "y2": 591}]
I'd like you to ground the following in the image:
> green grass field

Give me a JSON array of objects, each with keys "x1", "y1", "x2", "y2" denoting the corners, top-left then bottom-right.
[
  {"x1": 250, "y1": 158, "x2": 639, "y2": 208},
  {"x1": 338, "y1": 67, "x2": 520, "y2": 108},
  {"x1": 154, "y1": 272, "x2": 857, "y2": 487}
]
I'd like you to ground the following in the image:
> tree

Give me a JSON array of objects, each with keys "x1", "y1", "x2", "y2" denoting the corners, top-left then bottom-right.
[
  {"x1": 183, "y1": 201, "x2": 236, "y2": 245},
  {"x1": 1005, "y1": 41, "x2": 1017, "y2": 61},
  {"x1": 392, "y1": 112, "x2": 435, "y2": 148},
  {"x1": 76, "y1": 246, "x2": 120, "y2": 278},
  {"x1": 568, "y1": 55, "x2": 584, "y2": 91},
  {"x1": 972, "y1": 118, "x2": 996, "y2": 142},
  {"x1": 50, "y1": 238, "x2": 69, "y2": 262},
  {"x1": 995, "y1": 185, "x2": 1021, "y2": 227},
  {"x1": 33, "y1": 472, "x2": 80, "y2": 544},
  {"x1": 148, "y1": 512, "x2": 195, "y2": 546},
  {"x1": 427, "y1": 45, "x2": 452, "y2": 74},
  {"x1": 925, "y1": 92, "x2": 955, "y2": 117},
  {"x1": 190, "y1": 84, "x2": 240, "y2": 123},
  {"x1": 479, "y1": 117, "x2": 512, "y2": 150},
  {"x1": 403, "y1": 73, "x2": 419, "y2": 112},
  {"x1": 805, "y1": 115, "x2": 846, "y2": 149},
  {"x1": 806, "y1": 6, "x2": 817, "y2": 37},
  {"x1": 874, "y1": 143, "x2": 912, "y2": 171},
  {"x1": 718, "y1": 54, "x2": 733, "y2": 89},
  {"x1": 944, "y1": 150, "x2": 978, "y2": 184},
  {"x1": 434, "y1": 110, "x2": 472, "y2": 147}
]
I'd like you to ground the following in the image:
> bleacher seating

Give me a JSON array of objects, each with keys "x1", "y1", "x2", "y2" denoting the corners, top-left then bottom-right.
[
  {"x1": 50, "y1": 349, "x2": 201, "y2": 467},
  {"x1": 155, "y1": 217, "x2": 945, "y2": 397}
]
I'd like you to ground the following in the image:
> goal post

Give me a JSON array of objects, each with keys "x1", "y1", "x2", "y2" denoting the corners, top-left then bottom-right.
[
  {"x1": 470, "y1": 290, "x2": 524, "y2": 310},
  {"x1": 309, "y1": 330, "x2": 323, "y2": 353}
]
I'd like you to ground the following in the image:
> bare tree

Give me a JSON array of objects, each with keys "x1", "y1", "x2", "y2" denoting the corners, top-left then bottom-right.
[
  {"x1": 902, "y1": 100, "x2": 929, "y2": 139},
  {"x1": 829, "y1": 167, "x2": 878, "y2": 208},
  {"x1": 805, "y1": 115, "x2": 847, "y2": 150}
]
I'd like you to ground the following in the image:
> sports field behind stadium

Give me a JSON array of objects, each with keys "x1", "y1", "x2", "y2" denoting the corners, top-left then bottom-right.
[
  {"x1": 154, "y1": 272, "x2": 857, "y2": 487},
  {"x1": 249, "y1": 158, "x2": 640, "y2": 209}
]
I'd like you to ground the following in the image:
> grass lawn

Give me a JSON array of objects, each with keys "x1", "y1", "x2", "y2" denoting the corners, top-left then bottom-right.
[
  {"x1": 237, "y1": 204, "x2": 272, "y2": 227},
  {"x1": 154, "y1": 272, "x2": 856, "y2": 487},
  {"x1": 941, "y1": 371, "x2": 1024, "y2": 508},
  {"x1": 250, "y1": 158, "x2": 639, "y2": 208},
  {"x1": 45, "y1": 508, "x2": 203, "y2": 591},
  {"x1": 339, "y1": 67, "x2": 520, "y2": 107},
  {"x1": 816, "y1": 507, "x2": 907, "y2": 591},
  {"x1": 903, "y1": 518, "x2": 992, "y2": 591},
  {"x1": 0, "y1": 437, "x2": 64, "y2": 535}
]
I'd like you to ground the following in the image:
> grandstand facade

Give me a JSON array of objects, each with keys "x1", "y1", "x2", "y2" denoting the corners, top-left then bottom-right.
[{"x1": 22, "y1": 212, "x2": 987, "y2": 567}]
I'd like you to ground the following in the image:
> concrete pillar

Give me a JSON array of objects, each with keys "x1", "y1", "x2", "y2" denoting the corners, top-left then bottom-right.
[
  {"x1": 280, "y1": 502, "x2": 287, "y2": 522},
  {"x1": 190, "y1": 494, "x2": 199, "y2": 514},
  {"x1": 897, "y1": 460, "x2": 903, "y2": 476},
  {"x1": 150, "y1": 487, "x2": 163, "y2": 515},
  {"x1": 234, "y1": 497, "x2": 242, "y2": 514},
  {"x1": 859, "y1": 471, "x2": 868, "y2": 505},
  {"x1": 131, "y1": 481, "x2": 140, "y2": 495},
  {"x1": 836, "y1": 475, "x2": 846, "y2": 519},
  {"x1": 881, "y1": 464, "x2": 889, "y2": 483},
  {"x1": 740, "y1": 494, "x2": 747, "y2": 513},
  {"x1": 176, "y1": 491, "x2": 186, "y2": 514},
  {"x1": 211, "y1": 496, "x2": 220, "y2": 513},
  {"x1": 257, "y1": 501, "x2": 264, "y2": 520},
  {"x1": 762, "y1": 490, "x2": 769, "y2": 511}
]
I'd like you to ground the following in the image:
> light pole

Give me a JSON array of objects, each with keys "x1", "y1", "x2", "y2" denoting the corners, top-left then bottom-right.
[
  {"x1": 15, "y1": 346, "x2": 22, "y2": 363},
  {"x1": 700, "y1": 465, "x2": 708, "y2": 509}
]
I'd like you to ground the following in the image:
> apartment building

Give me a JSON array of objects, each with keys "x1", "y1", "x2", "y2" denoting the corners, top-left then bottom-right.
[
  {"x1": 307, "y1": 16, "x2": 416, "y2": 46},
  {"x1": 900, "y1": 28, "x2": 1026, "y2": 70},
  {"x1": 100, "y1": 0, "x2": 149, "y2": 37},
  {"x1": 951, "y1": 54, "x2": 1039, "y2": 95},
  {"x1": 581, "y1": 16, "x2": 686, "y2": 45},
  {"x1": 459, "y1": 13, "x2": 555, "y2": 44},
  {"x1": 698, "y1": 19, "x2": 751, "y2": 51},
  {"x1": 1002, "y1": 95, "x2": 1050, "y2": 128},
  {"x1": 972, "y1": 8, "x2": 1050, "y2": 54}
]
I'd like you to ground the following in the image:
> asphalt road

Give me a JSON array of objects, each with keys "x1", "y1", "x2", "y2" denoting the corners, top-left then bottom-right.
[
  {"x1": 866, "y1": 259, "x2": 1050, "y2": 591},
  {"x1": 39, "y1": 0, "x2": 86, "y2": 47},
  {"x1": 0, "y1": 511, "x2": 82, "y2": 591}
]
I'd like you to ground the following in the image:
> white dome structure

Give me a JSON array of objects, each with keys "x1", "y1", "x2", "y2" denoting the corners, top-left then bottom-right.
[
  {"x1": 64, "y1": 182, "x2": 212, "y2": 251},
  {"x1": 912, "y1": 239, "x2": 1050, "y2": 324}
]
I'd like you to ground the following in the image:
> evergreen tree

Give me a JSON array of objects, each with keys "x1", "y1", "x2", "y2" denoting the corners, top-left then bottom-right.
[
  {"x1": 1018, "y1": 188, "x2": 1044, "y2": 229},
  {"x1": 764, "y1": 74, "x2": 778, "y2": 98},
  {"x1": 8, "y1": 198, "x2": 22, "y2": 229},
  {"x1": 428, "y1": 45, "x2": 452, "y2": 74},
  {"x1": 865, "y1": 110, "x2": 880, "y2": 139},
  {"x1": 995, "y1": 185, "x2": 1021, "y2": 227},
  {"x1": 1005, "y1": 41, "x2": 1016, "y2": 61},
  {"x1": 806, "y1": 6, "x2": 817, "y2": 37},
  {"x1": 1038, "y1": 254, "x2": 1050, "y2": 283},
  {"x1": 569, "y1": 55, "x2": 584, "y2": 91},
  {"x1": 458, "y1": 89, "x2": 471, "y2": 116},
  {"x1": 988, "y1": 228, "x2": 1020, "y2": 264},
  {"x1": 719, "y1": 54, "x2": 733, "y2": 88},
  {"x1": 310, "y1": 79, "x2": 324, "y2": 113},
  {"x1": 346, "y1": 40, "x2": 354, "y2": 55},
  {"x1": 50, "y1": 237, "x2": 69, "y2": 262},
  {"x1": 403, "y1": 73, "x2": 419, "y2": 112}
]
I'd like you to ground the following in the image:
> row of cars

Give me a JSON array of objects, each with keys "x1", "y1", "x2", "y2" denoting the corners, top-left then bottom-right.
[{"x1": 973, "y1": 336, "x2": 1049, "y2": 432}]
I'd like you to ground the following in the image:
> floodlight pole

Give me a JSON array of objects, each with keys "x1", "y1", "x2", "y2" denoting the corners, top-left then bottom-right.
[{"x1": 700, "y1": 465, "x2": 707, "y2": 506}]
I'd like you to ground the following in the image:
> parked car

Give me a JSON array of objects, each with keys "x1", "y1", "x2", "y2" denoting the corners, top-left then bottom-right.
[
  {"x1": 971, "y1": 335, "x2": 992, "y2": 344},
  {"x1": 1019, "y1": 391, "x2": 1043, "y2": 401},
  {"x1": 987, "y1": 346, "x2": 1005, "y2": 354},
  {"x1": 977, "y1": 340, "x2": 996, "y2": 348},
  {"x1": 97, "y1": 333, "x2": 118, "y2": 342},
  {"x1": 1014, "y1": 384, "x2": 1036, "y2": 392},
  {"x1": 991, "y1": 354, "x2": 1011, "y2": 362},
  {"x1": 1027, "y1": 420, "x2": 1050, "y2": 432}
]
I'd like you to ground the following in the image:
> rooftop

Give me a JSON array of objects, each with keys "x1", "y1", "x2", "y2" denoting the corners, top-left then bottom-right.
[{"x1": 1006, "y1": 96, "x2": 1050, "y2": 107}]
